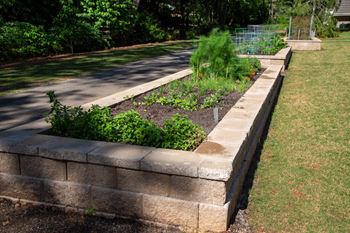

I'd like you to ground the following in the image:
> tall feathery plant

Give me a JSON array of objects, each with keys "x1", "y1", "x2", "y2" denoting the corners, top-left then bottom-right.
[{"x1": 190, "y1": 29, "x2": 239, "y2": 80}]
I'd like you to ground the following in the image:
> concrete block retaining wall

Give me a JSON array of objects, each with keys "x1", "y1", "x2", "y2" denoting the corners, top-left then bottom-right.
[{"x1": 0, "y1": 65, "x2": 283, "y2": 232}]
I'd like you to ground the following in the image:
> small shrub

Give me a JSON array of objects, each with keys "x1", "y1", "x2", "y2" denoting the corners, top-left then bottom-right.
[
  {"x1": 50, "y1": 20, "x2": 106, "y2": 53},
  {"x1": 162, "y1": 114, "x2": 206, "y2": 151},
  {"x1": 236, "y1": 58, "x2": 261, "y2": 79},
  {"x1": 201, "y1": 91, "x2": 224, "y2": 109},
  {"x1": 84, "y1": 106, "x2": 115, "y2": 141},
  {"x1": 112, "y1": 110, "x2": 163, "y2": 147},
  {"x1": 46, "y1": 92, "x2": 206, "y2": 150},
  {"x1": 0, "y1": 22, "x2": 50, "y2": 60},
  {"x1": 46, "y1": 91, "x2": 86, "y2": 137}
]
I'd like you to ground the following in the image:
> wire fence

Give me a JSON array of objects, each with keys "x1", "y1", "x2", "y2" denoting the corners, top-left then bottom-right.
[
  {"x1": 287, "y1": 16, "x2": 315, "y2": 40},
  {"x1": 232, "y1": 25, "x2": 282, "y2": 55}
]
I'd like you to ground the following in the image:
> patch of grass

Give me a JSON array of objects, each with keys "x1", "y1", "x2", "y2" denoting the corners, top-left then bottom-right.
[
  {"x1": 0, "y1": 41, "x2": 194, "y2": 96},
  {"x1": 248, "y1": 32, "x2": 350, "y2": 232}
]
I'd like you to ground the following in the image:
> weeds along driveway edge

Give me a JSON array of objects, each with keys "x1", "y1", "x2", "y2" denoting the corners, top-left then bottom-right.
[{"x1": 0, "y1": 65, "x2": 283, "y2": 232}]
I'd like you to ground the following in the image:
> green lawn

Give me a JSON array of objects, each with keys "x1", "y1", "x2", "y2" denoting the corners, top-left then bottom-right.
[
  {"x1": 0, "y1": 41, "x2": 194, "y2": 96},
  {"x1": 248, "y1": 32, "x2": 350, "y2": 232}
]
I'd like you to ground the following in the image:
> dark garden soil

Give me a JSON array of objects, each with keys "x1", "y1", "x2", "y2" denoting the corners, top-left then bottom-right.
[
  {"x1": 111, "y1": 71, "x2": 263, "y2": 134},
  {"x1": 0, "y1": 198, "x2": 251, "y2": 233}
]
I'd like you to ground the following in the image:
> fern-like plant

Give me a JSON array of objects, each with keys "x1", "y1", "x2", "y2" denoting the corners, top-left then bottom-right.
[{"x1": 190, "y1": 29, "x2": 239, "y2": 80}]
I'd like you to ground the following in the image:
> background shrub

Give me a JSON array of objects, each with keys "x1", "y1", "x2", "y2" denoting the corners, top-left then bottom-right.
[
  {"x1": 132, "y1": 12, "x2": 167, "y2": 43},
  {"x1": 50, "y1": 3, "x2": 106, "y2": 53},
  {"x1": 314, "y1": 12, "x2": 339, "y2": 38},
  {"x1": 50, "y1": 20, "x2": 106, "y2": 54},
  {"x1": 112, "y1": 110, "x2": 163, "y2": 147},
  {"x1": 0, "y1": 22, "x2": 50, "y2": 60}
]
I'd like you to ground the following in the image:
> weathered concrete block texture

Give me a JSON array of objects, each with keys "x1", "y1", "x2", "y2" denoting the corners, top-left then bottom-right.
[
  {"x1": 169, "y1": 176, "x2": 226, "y2": 205},
  {"x1": 0, "y1": 173, "x2": 41, "y2": 201},
  {"x1": 198, "y1": 203, "x2": 229, "y2": 233},
  {"x1": 42, "y1": 180, "x2": 91, "y2": 208},
  {"x1": 88, "y1": 142, "x2": 152, "y2": 169},
  {"x1": 20, "y1": 156, "x2": 66, "y2": 181},
  {"x1": 38, "y1": 137, "x2": 102, "y2": 162},
  {"x1": 141, "y1": 149, "x2": 200, "y2": 177},
  {"x1": 67, "y1": 162, "x2": 117, "y2": 188},
  {"x1": 143, "y1": 194, "x2": 199, "y2": 230},
  {"x1": 0, "y1": 153, "x2": 19, "y2": 174},
  {"x1": 91, "y1": 186, "x2": 143, "y2": 217},
  {"x1": 117, "y1": 168, "x2": 170, "y2": 196}
]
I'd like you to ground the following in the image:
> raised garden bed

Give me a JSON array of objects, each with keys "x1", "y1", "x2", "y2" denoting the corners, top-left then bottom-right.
[
  {"x1": 238, "y1": 47, "x2": 292, "y2": 71},
  {"x1": 285, "y1": 37, "x2": 322, "y2": 51},
  {"x1": 0, "y1": 64, "x2": 283, "y2": 232},
  {"x1": 112, "y1": 71, "x2": 262, "y2": 134},
  {"x1": 233, "y1": 30, "x2": 292, "y2": 71}
]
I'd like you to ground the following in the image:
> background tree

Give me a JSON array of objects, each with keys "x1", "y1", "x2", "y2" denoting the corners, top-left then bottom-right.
[
  {"x1": 0, "y1": 0, "x2": 271, "y2": 61},
  {"x1": 271, "y1": 0, "x2": 340, "y2": 37}
]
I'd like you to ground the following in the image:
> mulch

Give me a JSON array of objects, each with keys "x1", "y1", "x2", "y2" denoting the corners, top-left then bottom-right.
[
  {"x1": 0, "y1": 198, "x2": 181, "y2": 233},
  {"x1": 0, "y1": 198, "x2": 251, "y2": 233}
]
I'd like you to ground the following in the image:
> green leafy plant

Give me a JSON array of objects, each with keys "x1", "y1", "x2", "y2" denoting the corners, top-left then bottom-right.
[
  {"x1": 237, "y1": 34, "x2": 287, "y2": 55},
  {"x1": 46, "y1": 91, "x2": 86, "y2": 137},
  {"x1": 79, "y1": 0, "x2": 136, "y2": 41},
  {"x1": 0, "y1": 22, "x2": 50, "y2": 60},
  {"x1": 314, "y1": 12, "x2": 339, "y2": 38},
  {"x1": 162, "y1": 114, "x2": 206, "y2": 151},
  {"x1": 46, "y1": 92, "x2": 205, "y2": 150},
  {"x1": 112, "y1": 110, "x2": 163, "y2": 147},
  {"x1": 50, "y1": 1, "x2": 106, "y2": 53},
  {"x1": 201, "y1": 91, "x2": 225, "y2": 109}
]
